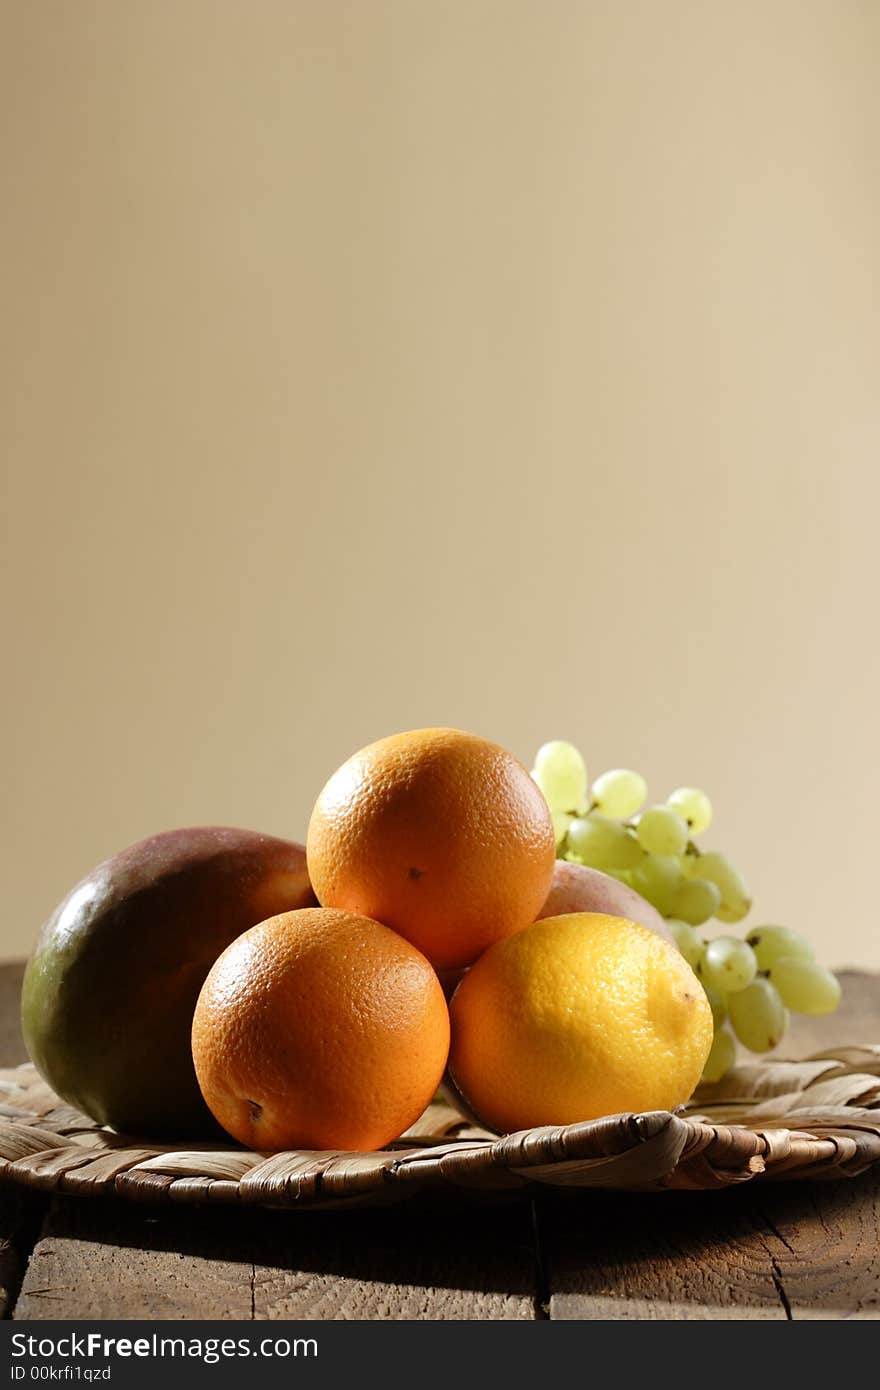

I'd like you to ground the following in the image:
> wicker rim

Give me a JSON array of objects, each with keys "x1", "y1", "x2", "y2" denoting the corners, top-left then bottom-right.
[{"x1": 0, "y1": 1045, "x2": 877, "y2": 1208}]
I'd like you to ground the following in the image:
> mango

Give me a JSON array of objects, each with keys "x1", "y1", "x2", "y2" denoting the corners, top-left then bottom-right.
[{"x1": 21, "y1": 827, "x2": 315, "y2": 1136}]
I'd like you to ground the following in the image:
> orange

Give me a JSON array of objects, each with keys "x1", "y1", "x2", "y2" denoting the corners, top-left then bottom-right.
[
  {"x1": 306, "y1": 728, "x2": 556, "y2": 970},
  {"x1": 191, "y1": 907, "x2": 450, "y2": 1151},
  {"x1": 448, "y1": 912, "x2": 713, "y2": 1132}
]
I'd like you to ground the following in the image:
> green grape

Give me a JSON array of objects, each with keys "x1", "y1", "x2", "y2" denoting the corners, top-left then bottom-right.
[
  {"x1": 636, "y1": 806, "x2": 689, "y2": 856},
  {"x1": 531, "y1": 740, "x2": 588, "y2": 815},
  {"x1": 668, "y1": 919, "x2": 706, "y2": 970},
  {"x1": 606, "y1": 868, "x2": 635, "y2": 886},
  {"x1": 697, "y1": 851, "x2": 752, "y2": 922},
  {"x1": 566, "y1": 815, "x2": 644, "y2": 871},
  {"x1": 699, "y1": 936, "x2": 757, "y2": 993},
  {"x1": 667, "y1": 877, "x2": 722, "y2": 927},
  {"x1": 766, "y1": 958, "x2": 841, "y2": 1015},
  {"x1": 728, "y1": 978, "x2": 787, "y2": 1052},
  {"x1": 701, "y1": 1028, "x2": 736, "y2": 1083},
  {"x1": 715, "y1": 901, "x2": 751, "y2": 925},
  {"x1": 590, "y1": 768, "x2": 647, "y2": 820},
  {"x1": 679, "y1": 850, "x2": 702, "y2": 880},
  {"x1": 630, "y1": 854, "x2": 683, "y2": 914},
  {"x1": 551, "y1": 811, "x2": 572, "y2": 850},
  {"x1": 702, "y1": 985, "x2": 727, "y2": 1029},
  {"x1": 667, "y1": 787, "x2": 713, "y2": 836},
  {"x1": 745, "y1": 925, "x2": 814, "y2": 971}
]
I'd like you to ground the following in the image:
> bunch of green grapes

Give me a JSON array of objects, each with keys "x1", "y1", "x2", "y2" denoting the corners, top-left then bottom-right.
[{"x1": 530, "y1": 739, "x2": 841, "y2": 1081}]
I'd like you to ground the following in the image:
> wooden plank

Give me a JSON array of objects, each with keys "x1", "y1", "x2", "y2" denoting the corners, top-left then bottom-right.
[
  {"x1": 0, "y1": 1189, "x2": 48, "y2": 1317},
  {"x1": 15, "y1": 1194, "x2": 538, "y2": 1320},
  {"x1": 540, "y1": 1186, "x2": 789, "y2": 1319},
  {"x1": 746, "y1": 1166, "x2": 880, "y2": 1319},
  {"x1": 540, "y1": 1168, "x2": 880, "y2": 1320},
  {"x1": 250, "y1": 1197, "x2": 537, "y2": 1320},
  {"x1": 540, "y1": 1151, "x2": 880, "y2": 1320},
  {"x1": 16, "y1": 1197, "x2": 258, "y2": 1320}
]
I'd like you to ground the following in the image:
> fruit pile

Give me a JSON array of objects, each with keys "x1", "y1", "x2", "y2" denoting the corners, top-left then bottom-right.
[
  {"x1": 530, "y1": 738, "x2": 840, "y2": 1082},
  {"x1": 20, "y1": 727, "x2": 836, "y2": 1154}
]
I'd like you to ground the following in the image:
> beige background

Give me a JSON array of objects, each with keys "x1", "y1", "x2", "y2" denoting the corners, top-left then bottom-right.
[{"x1": 2, "y1": 2, "x2": 878, "y2": 967}]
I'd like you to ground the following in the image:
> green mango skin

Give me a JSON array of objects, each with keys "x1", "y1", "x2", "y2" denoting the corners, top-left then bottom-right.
[{"x1": 21, "y1": 827, "x2": 316, "y2": 1137}]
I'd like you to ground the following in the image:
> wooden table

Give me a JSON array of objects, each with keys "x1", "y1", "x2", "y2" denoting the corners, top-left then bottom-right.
[{"x1": 1, "y1": 963, "x2": 877, "y2": 1321}]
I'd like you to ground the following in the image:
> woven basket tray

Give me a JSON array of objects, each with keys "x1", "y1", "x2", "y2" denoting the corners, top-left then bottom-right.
[{"x1": 1, "y1": 1047, "x2": 878, "y2": 1209}]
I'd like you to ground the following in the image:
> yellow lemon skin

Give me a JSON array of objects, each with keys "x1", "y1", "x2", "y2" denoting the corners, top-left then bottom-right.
[{"x1": 448, "y1": 912, "x2": 713, "y2": 1132}]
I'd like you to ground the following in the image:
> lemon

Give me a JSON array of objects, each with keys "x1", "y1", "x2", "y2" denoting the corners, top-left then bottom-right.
[{"x1": 448, "y1": 912, "x2": 713, "y2": 1131}]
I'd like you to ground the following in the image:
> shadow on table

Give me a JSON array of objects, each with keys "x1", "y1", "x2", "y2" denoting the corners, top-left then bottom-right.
[
  {"x1": 29, "y1": 1188, "x2": 541, "y2": 1316},
  {"x1": 536, "y1": 1166, "x2": 880, "y2": 1318},
  {"x1": 23, "y1": 1162, "x2": 879, "y2": 1319}
]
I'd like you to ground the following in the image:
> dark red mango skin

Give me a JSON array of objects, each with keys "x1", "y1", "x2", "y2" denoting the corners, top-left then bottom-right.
[{"x1": 21, "y1": 827, "x2": 316, "y2": 1137}]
